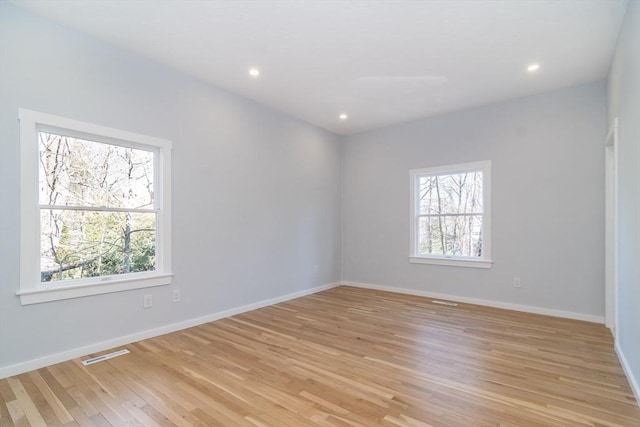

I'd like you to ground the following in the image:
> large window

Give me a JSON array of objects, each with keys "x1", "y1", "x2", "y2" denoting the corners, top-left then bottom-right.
[
  {"x1": 409, "y1": 161, "x2": 492, "y2": 268},
  {"x1": 19, "y1": 109, "x2": 172, "y2": 304}
]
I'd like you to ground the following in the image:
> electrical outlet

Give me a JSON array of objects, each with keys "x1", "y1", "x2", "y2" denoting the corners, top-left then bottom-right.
[
  {"x1": 172, "y1": 289, "x2": 181, "y2": 303},
  {"x1": 513, "y1": 277, "x2": 521, "y2": 288},
  {"x1": 314, "y1": 265, "x2": 319, "y2": 273},
  {"x1": 143, "y1": 294, "x2": 153, "y2": 308}
]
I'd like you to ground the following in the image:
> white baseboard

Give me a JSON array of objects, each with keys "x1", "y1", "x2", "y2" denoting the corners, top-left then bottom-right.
[
  {"x1": 342, "y1": 281, "x2": 605, "y2": 324},
  {"x1": 615, "y1": 341, "x2": 640, "y2": 408},
  {"x1": 0, "y1": 282, "x2": 340, "y2": 379}
]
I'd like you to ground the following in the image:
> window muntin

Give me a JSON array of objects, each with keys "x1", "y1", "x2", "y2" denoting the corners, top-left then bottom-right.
[
  {"x1": 19, "y1": 109, "x2": 172, "y2": 304},
  {"x1": 410, "y1": 161, "x2": 492, "y2": 268}
]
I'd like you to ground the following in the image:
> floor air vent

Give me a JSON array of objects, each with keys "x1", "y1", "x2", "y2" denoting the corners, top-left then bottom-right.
[
  {"x1": 82, "y1": 349, "x2": 130, "y2": 366},
  {"x1": 432, "y1": 300, "x2": 458, "y2": 307}
]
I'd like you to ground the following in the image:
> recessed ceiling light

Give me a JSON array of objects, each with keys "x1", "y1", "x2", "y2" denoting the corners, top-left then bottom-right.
[
  {"x1": 339, "y1": 114, "x2": 348, "y2": 120},
  {"x1": 527, "y1": 63, "x2": 540, "y2": 72},
  {"x1": 248, "y1": 68, "x2": 260, "y2": 77}
]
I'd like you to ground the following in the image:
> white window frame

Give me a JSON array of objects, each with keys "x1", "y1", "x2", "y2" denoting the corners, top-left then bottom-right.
[
  {"x1": 18, "y1": 108, "x2": 173, "y2": 305},
  {"x1": 409, "y1": 160, "x2": 493, "y2": 269}
]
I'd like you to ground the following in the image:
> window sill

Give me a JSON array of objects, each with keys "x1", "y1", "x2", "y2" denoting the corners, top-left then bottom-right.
[
  {"x1": 409, "y1": 256, "x2": 493, "y2": 269},
  {"x1": 16, "y1": 273, "x2": 173, "y2": 305}
]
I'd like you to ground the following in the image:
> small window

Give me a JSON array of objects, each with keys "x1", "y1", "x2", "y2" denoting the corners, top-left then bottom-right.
[
  {"x1": 409, "y1": 161, "x2": 492, "y2": 268},
  {"x1": 18, "y1": 109, "x2": 172, "y2": 304}
]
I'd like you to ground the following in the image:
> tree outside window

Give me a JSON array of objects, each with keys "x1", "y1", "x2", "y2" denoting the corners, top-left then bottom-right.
[{"x1": 39, "y1": 132, "x2": 157, "y2": 282}]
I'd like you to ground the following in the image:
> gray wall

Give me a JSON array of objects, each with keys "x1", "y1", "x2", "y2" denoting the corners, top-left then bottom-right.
[
  {"x1": 0, "y1": 4, "x2": 342, "y2": 369},
  {"x1": 607, "y1": 0, "x2": 640, "y2": 398},
  {"x1": 343, "y1": 83, "x2": 606, "y2": 317}
]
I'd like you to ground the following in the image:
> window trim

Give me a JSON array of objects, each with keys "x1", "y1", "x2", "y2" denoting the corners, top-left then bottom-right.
[
  {"x1": 18, "y1": 108, "x2": 173, "y2": 305},
  {"x1": 409, "y1": 160, "x2": 493, "y2": 269}
]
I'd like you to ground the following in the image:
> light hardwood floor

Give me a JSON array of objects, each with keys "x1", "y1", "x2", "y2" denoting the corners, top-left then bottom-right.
[{"x1": 1, "y1": 286, "x2": 638, "y2": 426}]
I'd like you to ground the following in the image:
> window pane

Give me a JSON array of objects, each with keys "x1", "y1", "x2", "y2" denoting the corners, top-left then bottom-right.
[
  {"x1": 39, "y1": 132, "x2": 155, "y2": 209},
  {"x1": 417, "y1": 215, "x2": 482, "y2": 257},
  {"x1": 40, "y1": 209, "x2": 156, "y2": 282},
  {"x1": 418, "y1": 171, "x2": 483, "y2": 215}
]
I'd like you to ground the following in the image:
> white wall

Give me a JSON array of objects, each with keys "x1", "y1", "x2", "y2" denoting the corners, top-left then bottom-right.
[
  {"x1": 607, "y1": 0, "x2": 640, "y2": 400},
  {"x1": 0, "y1": 3, "x2": 342, "y2": 372},
  {"x1": 343, "y1": 83, "x2": 606, "y2": 318}
]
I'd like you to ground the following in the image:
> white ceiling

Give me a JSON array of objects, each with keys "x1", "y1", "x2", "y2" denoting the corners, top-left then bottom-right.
[{"x1": 12, "y1": 0, "x2": 628, "y2": 135}]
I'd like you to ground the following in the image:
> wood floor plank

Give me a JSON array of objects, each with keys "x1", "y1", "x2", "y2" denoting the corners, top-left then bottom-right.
[
  {"x1": 5, "y1": 378, "x2": 46, "y2": 427},
  {"x1": 0, "y1": 286, "x2": 638, "y2": 426},
  {"x1": 5, "y1": 400, "x2": 28, "y2": 427},
  {"x1": 0, "y1": 381, "x2": 16, "y2": 427},
  {"x1": 28, "y1": 371, "x2": 73, "y2": 425}
]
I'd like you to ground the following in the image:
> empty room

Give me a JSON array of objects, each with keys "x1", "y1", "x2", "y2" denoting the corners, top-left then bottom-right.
[{"x1": 0, "y1": 0, "x2": 639, "y2": 426}]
